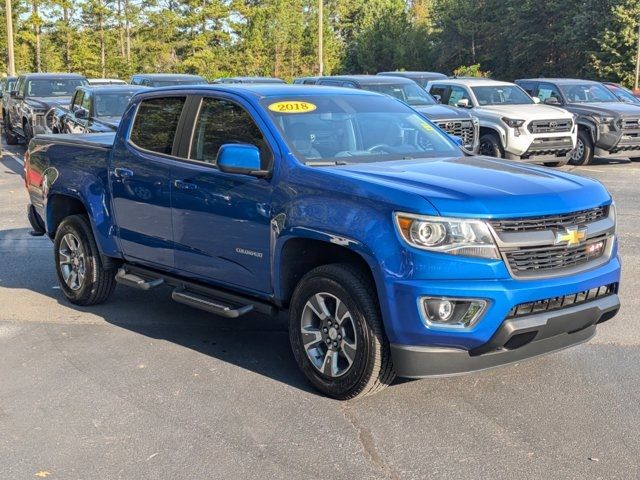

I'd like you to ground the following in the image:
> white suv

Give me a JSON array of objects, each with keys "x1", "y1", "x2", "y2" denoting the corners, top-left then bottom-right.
[{"x1": 426, "y1": 78, "x2": 577, "y2": 166}]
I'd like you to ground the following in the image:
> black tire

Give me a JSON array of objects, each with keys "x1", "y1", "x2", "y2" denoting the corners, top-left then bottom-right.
[
  {"x1": 53, "y1": 214, "x2": 116, "y2": 306},
  {"x1": 544, "y1": 162, "x2": 562, "y2": 167},
  {"x1": 569, "y1": 129, "x2": 593, "y2": 166},
  {"x1": 479, "y1": 133, "x2": 505, "y2": 158},
  {"x1": 289, "y1": 263, "x2": 395, "y2": 400},
  {"x1": 629, "y1": 157, "x2": 640, "y2": 162},
  {"x1": 23, "y1": 120, "x2": 33, "y2": 146},
  {"x1": 4, "y1": 119, "x2": 19, "y2": 145}
]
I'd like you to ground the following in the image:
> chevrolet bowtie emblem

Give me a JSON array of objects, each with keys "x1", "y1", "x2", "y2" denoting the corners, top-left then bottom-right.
[{"x1": 555, "y1": 227, "x2": 587, "y2": 247}]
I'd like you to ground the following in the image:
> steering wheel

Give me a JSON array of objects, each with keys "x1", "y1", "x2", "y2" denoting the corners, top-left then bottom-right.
[{"x1": 367, "y1": 144, "x2": 392, "y2": 154}]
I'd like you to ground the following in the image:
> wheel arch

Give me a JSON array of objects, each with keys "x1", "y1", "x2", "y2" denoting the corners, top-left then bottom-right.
[{"x1": 276, "y1": 236, "x2": 379, "y2": 309}]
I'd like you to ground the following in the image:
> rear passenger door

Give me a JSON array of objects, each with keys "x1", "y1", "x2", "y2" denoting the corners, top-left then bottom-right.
[
  {"x1": 169, "y1": 94, "x2": 275, "y2": 293},
  {"x1": 110, "y1": 95, "x2": 187, "y2": 268}
]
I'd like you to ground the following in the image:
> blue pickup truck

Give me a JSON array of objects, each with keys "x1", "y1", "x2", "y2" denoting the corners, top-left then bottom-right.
[{"x1": 24, "y1": 85, "x2": 620, "y2": 399}]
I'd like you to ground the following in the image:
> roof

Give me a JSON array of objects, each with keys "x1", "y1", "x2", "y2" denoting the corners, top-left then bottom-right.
[
  {"x1": 222, "y1": 77, "x2": 286, "y2": 83},
  {"x1": 19, "y1": 72, "x2": 87, "y2": 79},
  {"x1": 131, "y1": 73, "x2": 205, "y2": 80},
  {"x1": 516, "y1": 78, "x2": 602, "y2": 85},
  {"x1": 136, "y1": 84, "x2": 381, "y2": 99},
  {"x1": 429, "y1": 78, "x2": 512, "y2": 87},
  {"x1": 79, "y1": 85, "x2": 146, "y2": 93},
  {"x1": 317, "y1": 75, "x2": 415, "y2": 85},
  {"x1": 378, "y1": 71, "x2": 447, "y2": 78}
]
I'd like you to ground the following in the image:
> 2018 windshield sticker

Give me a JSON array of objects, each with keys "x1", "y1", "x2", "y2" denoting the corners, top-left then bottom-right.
[
  {"x1": 268, "y1": 101, "x2": 317, "y2": 113},
  {"x1": 420, "y1": 121, "x2": 434, "y2": 131}
]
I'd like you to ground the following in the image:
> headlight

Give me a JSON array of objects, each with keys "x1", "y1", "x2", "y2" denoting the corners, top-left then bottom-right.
[
  {"x1": 502, "y1": 117, "x2": 525, "y2": 128},
  {"x1": 395, "y1": 213, "x2": 500, "y2": 259},
  {"x1": 595, "y1": 115, "x2": 614, "y2": 123}
]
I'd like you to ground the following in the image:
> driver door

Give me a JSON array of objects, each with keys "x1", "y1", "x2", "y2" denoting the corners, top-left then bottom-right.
[{"x1": 170, "y1": 94, "x2": 275, "y2": 293}]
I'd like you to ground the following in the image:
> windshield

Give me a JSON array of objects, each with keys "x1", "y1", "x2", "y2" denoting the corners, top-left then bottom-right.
[
  {"x1": 150, "y1": 79, "x2": 206, "y2": 87},
  {"x1": 559, "y1": 83, "x2": 619, "y2": 103},
  {"x1": 471, "y1": 85, "x2": 534, "y2": 105},
  {"x1": 262, "y1": 95, "x2": 459, "y2": 164},
  {"x1": 94, "y1": 92, "x2": 137, "y2": 117},
  {"x1": 363, "y1": 83, "x2": 436, "y2": 106},
  {"x1": 26, "y1": 78, "x2": 86, "y2": 97},
  {"x1": 606, "y1": 84, "x2": 639, "y2": 104}
]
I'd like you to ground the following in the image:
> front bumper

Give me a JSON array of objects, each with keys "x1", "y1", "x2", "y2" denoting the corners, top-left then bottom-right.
[
  {"x1": 595, "y1": 129, "x2": 640, "y2": 157},
  {"x1": 504, "y1": 135, "x2": 575, "y2": 163},
  {"x1": 391, "y1": 293, "x2": 619, "y2": 377}
]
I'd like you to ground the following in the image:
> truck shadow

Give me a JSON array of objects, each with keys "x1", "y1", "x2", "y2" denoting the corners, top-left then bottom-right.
[{"x1": 0, "y1": 226, "x2": 326, "y2": 396}]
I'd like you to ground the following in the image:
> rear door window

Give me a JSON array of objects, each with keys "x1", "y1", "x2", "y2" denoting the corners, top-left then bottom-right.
[
  {"x1": 536, "y1": 83, "x2": 562, "y2": 103},
  {"x1": 428, "y1": 84, "x2": 449, "y2": 102},
  {"x1": 518, "y1": 81, "x2": 537, "y2": 96},
  {"x1": 129, "y1": 97, "x2": 186, "y2": 155},
  {"x1": 448, "y1": 86, "x2": 471, "y2": 106}
]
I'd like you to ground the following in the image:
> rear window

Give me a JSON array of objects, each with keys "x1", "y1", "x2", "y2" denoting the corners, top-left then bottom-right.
[{"x1": 129, "y1": 97, "x2": 186, "y2": 155}]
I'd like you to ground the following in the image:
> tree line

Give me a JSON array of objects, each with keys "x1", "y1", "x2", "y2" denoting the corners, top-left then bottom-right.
[{"x1": 1, "y1": 0, "x2": 639, "y2": 86}]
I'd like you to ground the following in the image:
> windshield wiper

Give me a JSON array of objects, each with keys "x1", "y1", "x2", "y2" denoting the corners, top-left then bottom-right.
[{"x1": 304, "y1": 160, "x2": 348, "y2": 166}]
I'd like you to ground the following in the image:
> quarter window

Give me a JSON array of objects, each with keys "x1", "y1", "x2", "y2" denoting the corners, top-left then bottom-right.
[
  {"x1": 189, "y1": 97, "x2": 272, "y2": 168},
  {"x1": 130, "y1": 97, "x2": 186, "y2": 155}
]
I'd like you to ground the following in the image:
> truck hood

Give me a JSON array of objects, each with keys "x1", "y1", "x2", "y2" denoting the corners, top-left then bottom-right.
[
  {"x1": 25, "y1": 96, "x2": 72, "y2": 111},
  {"x1": 413, "y1": 104, "x2": 473, "y2": 121},
  {"x1": 566, "y1": 101, "x2": 640, "y2": 118},
  {"x1": 478, "y1": 103, "x2": 572, "y2": 120},
  {"x1": 328, "y1": 156, "x2": 610, "y2": 218}
]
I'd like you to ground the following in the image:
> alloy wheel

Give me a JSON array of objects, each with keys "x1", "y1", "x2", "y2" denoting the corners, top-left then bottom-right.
[
  {"x1": 300, "y1": 292, "x2": 358, "y2": 378},
  {"x1": 58, "y1": 233, "x2": 86, "y2": 291}
]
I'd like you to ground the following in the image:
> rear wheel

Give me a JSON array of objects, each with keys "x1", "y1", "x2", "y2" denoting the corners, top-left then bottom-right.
[
  {"x1": 289, "y1": 264, "x2": 395, "y2": 400},
  {"x1": 54, "y1": 215, "x2": 117, "y2": 306},
  {"x1": 569, "y1": 129, "x2": 593, "y2": 166},
  {"x1": 479, "y1": 133, "x2": 505, "y2": 158}
]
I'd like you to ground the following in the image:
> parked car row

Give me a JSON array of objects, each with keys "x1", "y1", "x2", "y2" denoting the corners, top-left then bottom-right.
[{"x1": 4, "y1": 69, "x2": 640, "y2": 166}]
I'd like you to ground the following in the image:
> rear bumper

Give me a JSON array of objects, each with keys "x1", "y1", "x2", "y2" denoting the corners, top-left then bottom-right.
[{"x1": 391, "y1": 293, "x2": 619, "y2": 378}]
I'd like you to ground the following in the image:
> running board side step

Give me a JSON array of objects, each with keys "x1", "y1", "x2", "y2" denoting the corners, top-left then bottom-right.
[
  {"x1": 172, "y1": 287, "x2": 254, "y2": 318},
  {"x1": 115, "y1": 268, "x2": 164, "y2": 290}
]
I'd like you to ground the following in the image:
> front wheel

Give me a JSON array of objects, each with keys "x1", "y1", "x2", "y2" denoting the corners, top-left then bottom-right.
[
  {"x1": 4, "y1": 119, "x2": 19, "y2": 145},
  {"x1": 54, "y1": 214, "x2": 117, "y2": 306},
  {"x1": 289, "y1": 264, "x2": 395, "y2": 400},
  {"x1": 479, "y1": 133, "x2": 505, "y2": 158},
  {"x1": 569, "y1": 129, "x2": 594, "y2": 166}
]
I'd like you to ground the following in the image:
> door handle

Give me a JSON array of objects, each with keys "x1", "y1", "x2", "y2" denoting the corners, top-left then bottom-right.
[
  {"x1": 113, "y1": 167, "x2": 134, "y2": 178},
  {"x1": 173, "y1": 179, "x2": 198, "y2": 191}
]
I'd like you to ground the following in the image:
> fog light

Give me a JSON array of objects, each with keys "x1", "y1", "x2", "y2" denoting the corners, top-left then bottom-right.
[{"x1": 419, "y1": 297, "x2": 487, "y2": 329}]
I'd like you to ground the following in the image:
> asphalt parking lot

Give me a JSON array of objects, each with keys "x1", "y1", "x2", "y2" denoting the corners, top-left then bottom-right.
[{"x1": 1, "y1": 139, "x2": 639, "y2": 480}]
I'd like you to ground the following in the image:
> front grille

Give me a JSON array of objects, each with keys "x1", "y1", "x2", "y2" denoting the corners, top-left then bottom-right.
[
  {"x1": 621, "y1": 117, "x2": 640, "y2": 131},
  {"x1": 506, "y1": 283, "x2": 617, "y2": 318},
  {"x1": 489, "y1": 206, "x2": 608, "y2": 233},
  {"x1": 527, "y1": 119, "x2": 572, "y2": 133},
  {"x1": 436, "y1": 120, "x2": 475, "y2": 148},
  {"x1": 504, "y1": 235, "x2": 607, "y2": 274}
]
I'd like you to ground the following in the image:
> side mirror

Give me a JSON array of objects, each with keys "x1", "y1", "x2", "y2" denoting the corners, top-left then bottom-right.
[
  {"x1": 433, "y1": 94, "x2": 442, "y2": 103},
  {"x1": 0, "y1": 92, "x2": 3, "y2": 99},
  {"x1": 456, "y1": 98, "x2": 471, "y2": 108},
  {"x1": 532, "y1": 96, "x2": 541, "y2": 104},
  {"x1": 9, "y1": 90, "x2": 17, "y2": 96},
  {"x1": 448, "y1": 134, "x2": 464, "y2": 147},
  {"x1": 216, "y1": 144, "x2": 268, "y2": 177},
  {"x1": 544, "y1": 97, "x2": 560, "y2": 105},
  {"x1": 75, "y1": 108, "x2": 87, "y2": 119}
]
